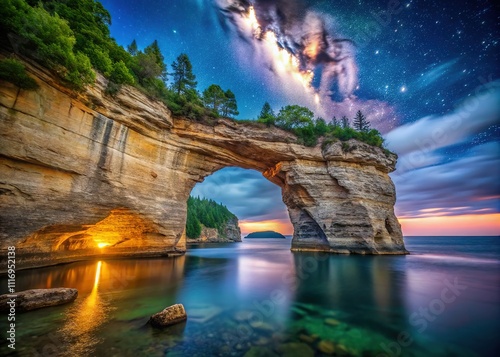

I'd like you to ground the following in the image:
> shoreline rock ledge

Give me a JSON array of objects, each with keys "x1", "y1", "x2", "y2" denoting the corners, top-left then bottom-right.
[
  {"x1": 0, "y1": 288, "x2": 78, "y2": 312},
  {"x1": 149, "y1": 303, "x2": 188, "y2": 328}
]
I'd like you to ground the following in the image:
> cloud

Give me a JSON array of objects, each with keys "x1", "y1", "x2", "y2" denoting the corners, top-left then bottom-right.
[
  {"x1": 386, "y1": 84, "x2": 500, "y2": 219},
  {"x1": 385, "y1": 85, "x2": 500, "y2": 172},
  {"x1": 190, "y1": 167, "x2": 288, "y2": 221},
  {"x1": 392, "y1": 142, "x2": 500, "y2": 218}
]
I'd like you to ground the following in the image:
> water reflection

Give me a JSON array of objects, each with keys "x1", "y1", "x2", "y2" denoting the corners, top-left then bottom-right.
[{"x1": 58, "y1": 261, "x2": 108, "y2": 356}]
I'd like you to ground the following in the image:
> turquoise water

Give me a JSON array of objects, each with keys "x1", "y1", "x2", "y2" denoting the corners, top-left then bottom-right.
[{"x1": 1, "y1": 236, "x2": 499, "y2": 356}]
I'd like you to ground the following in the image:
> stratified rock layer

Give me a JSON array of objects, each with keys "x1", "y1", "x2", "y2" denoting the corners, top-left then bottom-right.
[{"x1": 0, "y1": 55, "x2": 407, "y2": 270}]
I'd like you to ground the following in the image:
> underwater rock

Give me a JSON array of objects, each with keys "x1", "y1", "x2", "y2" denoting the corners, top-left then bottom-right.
[
  {"x1": 277, "y1": 342, "x2": 315, "y2": 357},
  {"x1": 149, "y1": 303, "x2": 187, "y2": 328},
  {"x1": 0, "y1": 288, "x2": 78, "y2": 312},
  {"x1": 317, "y1": 340, "x2": 336, "y2": 355}
]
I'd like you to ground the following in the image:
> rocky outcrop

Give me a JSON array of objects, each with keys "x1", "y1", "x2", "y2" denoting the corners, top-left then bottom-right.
[
  {"x1": 149, "y1": 303, "x2": 187, "y2": 328},
  {"x1": 187, "y1": 217, "x2": 241, "y2": 243},
  {"x1": 0, "y1": 288, "x2": 78, "y2": 312},
  {"x1": 0, "y1": 55, "x2": 407, "y2": 270}
]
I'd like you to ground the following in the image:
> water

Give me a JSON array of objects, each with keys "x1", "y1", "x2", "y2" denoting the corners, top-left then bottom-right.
[{"x1": 1, "y1": 237, "x2": 499, "y2": 356}]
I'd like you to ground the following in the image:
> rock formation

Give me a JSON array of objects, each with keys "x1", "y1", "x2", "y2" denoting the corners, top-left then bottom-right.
[
  {"x1": 0, "y1": 288, "x2": 78, "y2": 312},
  {"x1": 149, "y1": 303, "x2": 187, "y2": 328},
  {"x1": 187, "y1": 217, "x2": 241, "y2": 243},
  {"x1": 0, "y1": 55, "x2": 407, "y2": 271}
]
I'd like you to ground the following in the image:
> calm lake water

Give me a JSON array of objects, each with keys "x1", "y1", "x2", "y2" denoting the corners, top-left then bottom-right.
[{"x1": 1, "y1": 236, "x2": 499, "y2": 356}]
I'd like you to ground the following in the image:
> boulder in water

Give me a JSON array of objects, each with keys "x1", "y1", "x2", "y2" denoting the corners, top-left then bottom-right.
[
  {"x1": 0, "y1": 288, "x2": 78, "y2": 312},
  {"x1": 149, "y1": 303, "x2": 187, "y2": 327}
]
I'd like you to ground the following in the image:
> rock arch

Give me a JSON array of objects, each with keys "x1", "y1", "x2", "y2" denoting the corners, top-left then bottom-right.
[{"x1": 0, "y1": 60, "x2": 407, "y2": 270}]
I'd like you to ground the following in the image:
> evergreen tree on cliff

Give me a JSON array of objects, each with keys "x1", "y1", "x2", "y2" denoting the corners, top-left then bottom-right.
[
  {"x1": 341, "y1": 115, "x2": 350, "y2": 128},
  {"x1": 203, "y1": 84, "x2": 225, "y2": 114},
  {"x1": 257, "y1": 102, "x2": 276, "y2": 126},
  {"x1": 171, "y1": 53, "x2": 197, "y2": 95},
  {"x1": 144, "y1": 40, "x2": 166, "y2": 81},
  {"x1": 221, "y1": 89, "x2": 239, "y2": 118},
  {"x1": 353, "y1": 110, "x2": 370, "y2": 132}
]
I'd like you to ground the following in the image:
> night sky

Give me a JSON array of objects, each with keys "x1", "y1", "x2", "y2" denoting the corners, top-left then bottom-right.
[{"x1": 100, "y1": 0, "x2": 499, "y2": 235}]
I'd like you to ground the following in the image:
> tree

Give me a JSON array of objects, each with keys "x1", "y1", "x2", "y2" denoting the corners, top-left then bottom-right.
[
  {"x1": 203, "y1": 84, "x2": 225, "y2": 115},
  {"x1": 257, "y1": 102, "x2": 276, "y2": 127},
  {"x1": 171, "y1": 53, "x2": 197, "y2": 95},
  {"x1": 314, "y1": 117, "x2": 328, "y2": 137},
  {"x1": 222, "y1": 89, "x2": 239, "y2": 118},
  {"x1": 127, "y1": 39, "x2": 138, "y2": 56},
  {"x1": 341, "y1": 115, "x2": 350, "y2": 128},
  {"x1": 275, "y1": 105, "x2": 315, "y2": 130},
  {"x1": 144, "y1": 39, "x2": 166, "y2": 81},
  {"x1": 331, "y1": 116, "x2": 339, "y2": 127},
  {"x1": 353, "y1": 110, "x2": 370, "y2": 132}
]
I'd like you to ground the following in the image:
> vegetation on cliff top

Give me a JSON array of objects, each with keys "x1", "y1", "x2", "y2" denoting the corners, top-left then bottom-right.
[
  {"x1": 0, "y1": 0, "x2": 390, "y2": 153},
  {"x1": 186, "y1": 196, "x2": 237, "y2": 239}
]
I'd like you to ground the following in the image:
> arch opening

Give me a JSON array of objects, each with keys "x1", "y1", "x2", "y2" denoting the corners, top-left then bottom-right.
[{"x1": 187, "y1": 167, "x2": 293, "y2": 243}]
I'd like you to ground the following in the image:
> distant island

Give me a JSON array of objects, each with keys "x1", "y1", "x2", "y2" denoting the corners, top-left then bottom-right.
[{"x1": 245, "y1": 231, "x2": 286, "y2": 239}]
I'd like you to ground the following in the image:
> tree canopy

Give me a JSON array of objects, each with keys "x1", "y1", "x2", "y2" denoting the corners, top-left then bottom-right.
[{"x1": 186, "y1": 196, "x2": 237, "y2": 239}]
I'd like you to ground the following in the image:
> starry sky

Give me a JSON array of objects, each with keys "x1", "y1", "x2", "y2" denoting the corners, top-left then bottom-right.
[{"x1": 100, "y1": 0, "x2": 499, "y2": 236}]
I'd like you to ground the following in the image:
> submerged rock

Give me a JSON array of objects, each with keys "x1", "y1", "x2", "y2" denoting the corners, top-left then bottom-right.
[
  {"x1": 317, "y1": 340, "x2": 336, "y2": 355},
  {"x1": 0, "y1": 288, "x2": 78, "y2": 312},
  {"x1": 243, "y1": 346, "x2": 278, "y2": 357},
  {"x1": 277, "y1": 342, "x2": 314, "y2": 357},
  {"x1": 149, "y1": 304, "x2": 187, "y2": 328}
]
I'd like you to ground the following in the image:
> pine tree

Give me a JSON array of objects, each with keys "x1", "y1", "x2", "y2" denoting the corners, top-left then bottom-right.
[
  {"x1": 257, "y1": 102, "x2": 276, "y2": 126},
  {"x1": 171, "y1": 53, "x2": 197, "y2": 95},
  {"x1": 341, "y1": 115, "x2": 350, "y2": 128},
  {"x1": 203, "y1": 84, "x2": 225, "y2": 114},
  {"x1": 353, "y1": 110, "x2": 370, "y2": 132},
  {"x1": 127, "y1": 39, "x2": 138, "y2": 56},
  {"x1": 331, "y1": 116, "x2": 339, "y2": 127},
  {"x1": 144, "y1": 40, "x2": 166, "y2": 81}
]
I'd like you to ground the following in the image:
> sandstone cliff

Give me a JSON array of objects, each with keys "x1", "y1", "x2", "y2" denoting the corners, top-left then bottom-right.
[
  {"x1": 187, "y1": 217, "x2": 241, "y2": 244},
  {"x1": 0, "y1": 55, "x2": 407, "y2": 270}
]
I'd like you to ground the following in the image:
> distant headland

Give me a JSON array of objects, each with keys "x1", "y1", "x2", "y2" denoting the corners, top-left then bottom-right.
[{"x1": 245, "y1": 231, "x2": 286, "y2": 239}]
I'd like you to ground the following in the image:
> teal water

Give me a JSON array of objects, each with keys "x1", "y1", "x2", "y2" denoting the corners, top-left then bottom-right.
[{"x1": 1, "y1": 236, "x2": 499, "y2": 356}]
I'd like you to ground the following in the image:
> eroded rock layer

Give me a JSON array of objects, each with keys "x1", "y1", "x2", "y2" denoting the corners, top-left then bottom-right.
[{"x1": 0, "y1": 56, "x2": 407, "y2": 270}]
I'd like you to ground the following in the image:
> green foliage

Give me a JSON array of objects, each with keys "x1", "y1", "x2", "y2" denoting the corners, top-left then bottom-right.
[
  {"x1": 203, "y1": 84, "x2": 225, "y2": 114},
  {"x1": 186, "y1": 196, "x2": 237, "y2": 239},
  {"x1": 202, "y1": 85, "x2": 239, "y2": 118},
  {"x1": 265, "y1": 104, "x2": 385, "y2": 149},
  {"x1": 171, "y1": 53, "x2": 197, "y2": 95},
  {"x1": 109, "y1": 60, "x2": 134, "y2": 85},
  {"x1": 0, "y1": 0, "x2": 95, "y2": 89},
  {"x1": 275, "y1": 105, "x2": 315, "y2": 130},
  {"x1": 222, "y1": 89, "x2": 239, "y2": 118},
  {"x1": 0, "y1": 58, "x2": 38, "y2": 90},
  {"x1": 257, "y1": 102, "x2": 276, "y2": 127}
]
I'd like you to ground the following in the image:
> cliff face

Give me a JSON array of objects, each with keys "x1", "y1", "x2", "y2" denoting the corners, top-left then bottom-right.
[
  {"x1": 0, "y1": 56, "x2": 407, "y2": 270},
  {"x1": 187, "y1": 217, "x2": 241, "y2": 243}
]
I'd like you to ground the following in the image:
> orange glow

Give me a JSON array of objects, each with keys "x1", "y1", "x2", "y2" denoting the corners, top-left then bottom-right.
[
  {"x1": 400, "y1": 213, "x2": 500, "y2": 236},
  {"x1": 97, "y1": 242, "x2": 110, "y2": 248},
  {"x1": 240, "y1": 219, "x2": 293, "y2": 236}
]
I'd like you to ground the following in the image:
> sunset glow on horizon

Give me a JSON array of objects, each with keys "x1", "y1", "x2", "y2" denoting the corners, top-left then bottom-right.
[
  {"x1": 241, "y1": 214, "x2": 500, "y2": 237},
  {"x1": 399, "y1": 213, "x2": 500, "y2": 236},
  {"x1": 239, "y1": 219, "x2": 294, "y2": 236}
]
